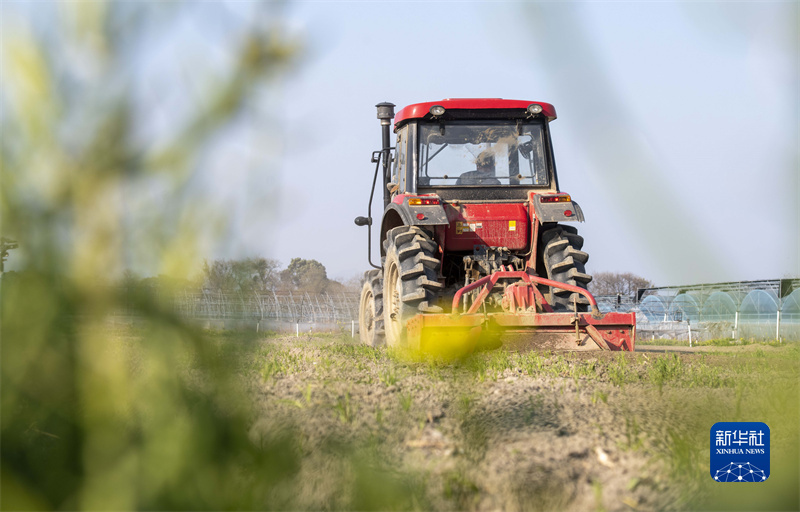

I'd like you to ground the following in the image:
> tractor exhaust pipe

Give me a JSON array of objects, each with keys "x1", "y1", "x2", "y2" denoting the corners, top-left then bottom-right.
[{"x1": 376, "y1": 102, "x2": 395, "y2": 208}]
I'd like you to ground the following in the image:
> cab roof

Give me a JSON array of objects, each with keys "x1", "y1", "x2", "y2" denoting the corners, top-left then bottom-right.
[{"x1": 394, "y1": 98, "x2": 557, "y2": 128}]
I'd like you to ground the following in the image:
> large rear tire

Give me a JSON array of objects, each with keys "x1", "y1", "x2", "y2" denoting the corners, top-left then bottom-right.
[
  {"x1": 382, "y1": 226, "x2": 443, "y2": 348},
  {"x1": 541, "y1": 224, "x2": 592, "y2": 312},
  {"x1": 358, "y1": 269, "x2": 385, "y2": 347}
]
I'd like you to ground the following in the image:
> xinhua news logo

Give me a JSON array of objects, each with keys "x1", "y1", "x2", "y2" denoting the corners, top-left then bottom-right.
[{"x1": 710, "y1": 422, "x2": 770, "y2": 482}]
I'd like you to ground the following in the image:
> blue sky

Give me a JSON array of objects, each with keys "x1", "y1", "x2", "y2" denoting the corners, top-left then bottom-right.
[
  {"x1": 3, "y1": 1, "x2": 798, "y2": 287},
  {"x1": 253, "y1": 2, "x2": 797, "y2": 286}
]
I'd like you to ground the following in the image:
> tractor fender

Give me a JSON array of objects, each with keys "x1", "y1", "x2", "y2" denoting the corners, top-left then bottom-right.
[
  {"x1": 533, "y1": 197, "x2": 585, "y2": 223},
  {"x1": 380, "y1": 201, "x2": 448, "y2": 256}
]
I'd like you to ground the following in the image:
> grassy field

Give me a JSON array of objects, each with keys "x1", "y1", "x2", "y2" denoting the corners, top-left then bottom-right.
[
  {"x1": 243, "y1": 333, "x2": 799, "y2": 511},
  {"x1": 4, "y1": 324, "x2": 799, "y2": 511},
  {"x1": 637, "y1": 337, "x2": 791, "y2": 348}
]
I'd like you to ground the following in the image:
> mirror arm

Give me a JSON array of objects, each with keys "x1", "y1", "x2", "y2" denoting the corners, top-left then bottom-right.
[{"x1": 352, "y1": 155, "x2": 383, "y2": 270}]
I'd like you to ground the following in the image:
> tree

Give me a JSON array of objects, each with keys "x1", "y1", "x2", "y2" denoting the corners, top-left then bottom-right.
[
  {"x1": 276, "y1": 258, "x2": 347, "y2": 294},
  {"x1": 247, "y1": 257, "x2": 281, "y2": 292},
  {"x1": 280, "y1": 258, "x2": 328, "y2": 293},
  {"x1": 202, "y1": 257, "x2": 280, "y2": 293},
  {"x1": 341, "y1": 272, "x2": 365, "y2": 293},
  {"x1": 202, "y1": 260, "x2": 238, "y2": 293},
  {"x1": 589, "y1": 272, "x2": 653, "y2": 296}
]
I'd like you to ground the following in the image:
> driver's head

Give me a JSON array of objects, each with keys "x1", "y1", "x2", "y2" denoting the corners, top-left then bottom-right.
[{"x1": 477, "y1": 151, "x2": 495, "y2": 174}]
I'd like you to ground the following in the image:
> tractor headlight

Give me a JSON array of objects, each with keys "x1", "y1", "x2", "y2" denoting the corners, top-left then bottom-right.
[
  {"x1": 430, "y1": 105, "x2": 446, "y2": 116},
  {"x1": 527, "y1": 104, "x2": 543, "y2": 115}
]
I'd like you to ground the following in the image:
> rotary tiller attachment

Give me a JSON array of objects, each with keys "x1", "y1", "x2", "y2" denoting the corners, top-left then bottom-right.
[{"x1": 405, "y1": 271, "x2": 635, "y2": 355}]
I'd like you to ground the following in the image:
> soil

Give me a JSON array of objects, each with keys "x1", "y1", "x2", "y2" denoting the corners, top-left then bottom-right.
[{"x1": 246, "y1": 335, "x2": 685, "y2": 511}]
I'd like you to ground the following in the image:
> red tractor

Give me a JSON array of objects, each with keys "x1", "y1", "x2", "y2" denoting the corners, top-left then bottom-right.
[{"x1": 355, "y1": 99, "x2": 635, "y2": 354}]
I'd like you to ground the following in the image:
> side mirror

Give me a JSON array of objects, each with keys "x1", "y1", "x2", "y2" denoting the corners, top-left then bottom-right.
[
  {"x1": 519, "y1": 141, "x2": 533, "y2": 160},
  {"x1": 354, "y1": 216, "x2": 371, "y2": 227}
]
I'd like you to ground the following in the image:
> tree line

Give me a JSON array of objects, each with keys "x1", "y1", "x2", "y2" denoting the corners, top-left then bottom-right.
[
  {"x1": 4, "y1": 232, "x2": 653, "y2": 298},
  {"x1": 5, "y1": 244, "x2": 652, "y2": 297},
  {"x1": 120, "y1": 257, "x2": 356, "y2": 295},
  {"x1": 8, "y1": 254, "x2": 652, "y2": 297},
  {"x1": 588, "y1": 272, "x2": 653, "y2": 296}
]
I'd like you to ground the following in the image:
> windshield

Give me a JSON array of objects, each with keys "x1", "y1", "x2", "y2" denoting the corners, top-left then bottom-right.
[{"x1": 418, "y1": 122, "x2": 549, "y2": 187}]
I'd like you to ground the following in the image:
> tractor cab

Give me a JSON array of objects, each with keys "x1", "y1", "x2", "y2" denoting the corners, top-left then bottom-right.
[{"x1": 389, "y1": 99, "x2": 559, "y2": 201}]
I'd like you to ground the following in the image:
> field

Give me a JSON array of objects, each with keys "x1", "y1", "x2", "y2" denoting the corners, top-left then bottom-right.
[
  {"x1": 4, "y1": 324, "x2": 799, "y2": 511},
  {"x1": 245, "y1": 332, "x2": 799, "y2": 510}
]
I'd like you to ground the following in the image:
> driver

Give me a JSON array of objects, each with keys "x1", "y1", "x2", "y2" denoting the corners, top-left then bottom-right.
[{"x1": 456, "y1": 150, "x2": 500, "y2": 185}]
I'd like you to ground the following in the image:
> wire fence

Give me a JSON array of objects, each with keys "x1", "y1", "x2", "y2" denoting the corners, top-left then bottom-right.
[
  {"x1": 112, "y1": 278, "x2": 800, "y2": 341},
  {"x1": 170, "y1": 290, "x2": 361, "y2": 323},
  {"x1": 111, "y1": 289, "x2": 361, "y2": 332}
]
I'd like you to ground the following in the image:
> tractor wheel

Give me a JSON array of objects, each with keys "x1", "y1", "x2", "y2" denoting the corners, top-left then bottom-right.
[
  {"x1": 359, "y1": 269, "x2": 385, "y2": 347},
  {"x1": 541, "y1": 224, "x2": 592, "y2": 312},
  {"x1": 382, "y1": 226, "x2": 443, "y2": 348}
]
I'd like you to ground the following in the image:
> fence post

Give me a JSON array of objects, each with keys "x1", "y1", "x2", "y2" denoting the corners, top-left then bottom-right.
[
  {"x1": 296, "y1": 323, "x2": 299, "y2": 338},
  {"x1": 351, "y1": 320, "x2": 355, "y2": 338},
  {"x1": 734, "y1": 311, "x2": 739, "y2": 340},
  {"x1": 776, "y1": 310, "x2": 781, "y2": 342},
  {"x1": 688, "y1": 321, "x2": 692, "y2": 348}
]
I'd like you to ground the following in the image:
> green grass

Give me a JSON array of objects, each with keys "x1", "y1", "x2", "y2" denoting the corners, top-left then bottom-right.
[
  {"x1": 260, "y1": 349, "x2": 309, "y2": 380},
  {"x1": 333, "y1": 392, "x2": 355, "y2": 424},
  {"x1": 442, "y1": 468, "x2": 480, "y2": 510},
  {"x1": 55, "y1": 329, "x2": 793, "y2": 510},
  {"x1": 637, "y1": 337, "x2": 795, "y2": 347},
  {"x1": 648, "y1": 353, "x2": 682, "y2": 390},
  {"x1": 399, "y1": 392, "x2": 413, "y2": 413},
  {"x1": 608, "y1": 355, "x2": 630, "y2": 387},
  {"x1": 379, "y1": 367, "x2": 399, "y2": 386},
  {"x1": 267, "y1": 335, "x2": 797, "y2": 510}
]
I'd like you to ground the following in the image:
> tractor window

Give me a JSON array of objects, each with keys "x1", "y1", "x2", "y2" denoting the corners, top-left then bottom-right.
[
  {"x1": 418, "y1": 122, "x2": 549, "y2": 187},
  {"x1": 393, "y1": 126, "x2": 407, "y2": 193}
]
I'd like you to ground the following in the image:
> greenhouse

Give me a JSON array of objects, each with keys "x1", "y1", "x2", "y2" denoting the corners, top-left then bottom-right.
[
  {"x1": 639, "y1": 295, "x2": 670, "y2": 322},
  {"x1": 779, "y1": 288, "x2": 800, "y2": 340},
  {"x1": 668, "y1": 293, "x2": 701, "y2": 323},
  {"x1": 700, "y1": 291, "x2": 738, "y2": 323},
  {"x1": 625, "y1": 279, "x2": 799, "y2": 341},
  {"x1": 737, "y1": 290, "x2": 779, "y2": 339}
]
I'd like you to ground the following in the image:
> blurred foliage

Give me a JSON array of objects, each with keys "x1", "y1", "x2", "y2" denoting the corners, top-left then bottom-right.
[
  {"x1": 0, "y1": 2, "x2": 307, "y2": 509},
  {"x1": 0, "y1": 238, "x2": 17, "y2": 272}
]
